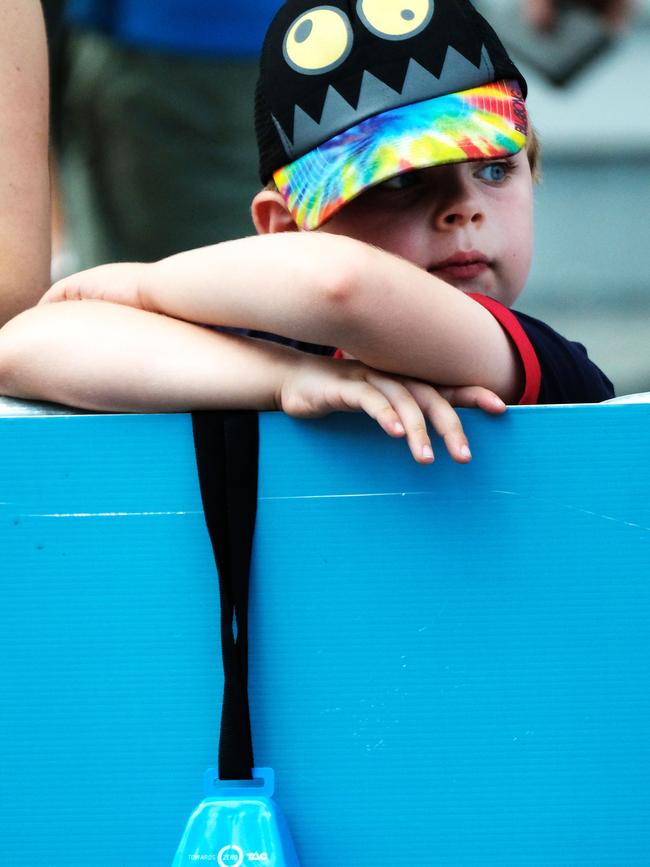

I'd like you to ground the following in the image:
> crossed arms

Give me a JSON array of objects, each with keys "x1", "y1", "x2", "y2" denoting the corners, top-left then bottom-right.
[{"x1": 0, "y1": 233, "x2": 522, "y2": 462}]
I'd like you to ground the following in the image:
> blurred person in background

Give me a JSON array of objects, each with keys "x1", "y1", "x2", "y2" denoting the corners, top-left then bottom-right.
[
  {"x1": 0, "y1": 0, "x2": 50, "y2": 325},
  {"x1": 55, "y1": 0, "x2": 279, "y2": 271},
  {"x1": 524, "y1": 0, "x2": 632, "y2": 30}
]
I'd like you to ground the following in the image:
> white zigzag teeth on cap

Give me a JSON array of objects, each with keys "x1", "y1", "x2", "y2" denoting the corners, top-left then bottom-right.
[{"x1": 277, "y1": 44, "x2": 495, "y2": 158}]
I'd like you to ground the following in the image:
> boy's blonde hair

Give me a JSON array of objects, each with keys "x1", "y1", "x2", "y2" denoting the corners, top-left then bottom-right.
[{"x1": 527, "y1": 126, "x2": 541, "y2": 182}]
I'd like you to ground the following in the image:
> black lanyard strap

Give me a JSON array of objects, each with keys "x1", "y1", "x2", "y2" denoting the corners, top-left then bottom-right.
[{"x1": 192, "y1": 410, "x2": 259, "y2": 781}]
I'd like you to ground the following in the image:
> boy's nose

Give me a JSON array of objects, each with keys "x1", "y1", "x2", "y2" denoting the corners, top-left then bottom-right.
[
  {"x1": 430, "y1": 169, "x2": 484, "y2": 231},
  {"x1": 434, "y1": 195, "x2": 484, "y2": 230}
]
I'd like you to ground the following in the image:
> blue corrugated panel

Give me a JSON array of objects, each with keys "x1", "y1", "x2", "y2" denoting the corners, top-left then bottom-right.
[{"x1": 1, "y1": 406, "x2": 649, "y2": 865}]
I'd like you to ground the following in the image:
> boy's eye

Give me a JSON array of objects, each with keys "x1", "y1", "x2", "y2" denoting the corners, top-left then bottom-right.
[
  {"x1": 379, "y1": 171, "x2": 422, "y2": 190},
  {"x1": 475, "y1": 161, "x2": 512, "y2": 183}
]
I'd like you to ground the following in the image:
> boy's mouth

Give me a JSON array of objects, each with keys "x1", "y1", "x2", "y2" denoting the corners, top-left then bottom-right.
[{"x1": 429, "y1": 252, "x2": 491, "y2": 281}]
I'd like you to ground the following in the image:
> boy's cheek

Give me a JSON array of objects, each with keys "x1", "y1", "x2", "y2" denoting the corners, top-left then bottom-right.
[
  {"x1": 498, "y1": 189, "x2": 534, "y2": 304},
  {"x1": 497, "y1": 246, "x2": 533, "y2": 307}
]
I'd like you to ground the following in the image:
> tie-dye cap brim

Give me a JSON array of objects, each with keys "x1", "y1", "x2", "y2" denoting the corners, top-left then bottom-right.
[{"x1": 273, "y1": 79, "x2": 527, "y2": 231}]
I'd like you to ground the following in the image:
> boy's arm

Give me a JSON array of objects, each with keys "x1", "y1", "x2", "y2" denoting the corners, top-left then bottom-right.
[
  {"x1": 44, "y1": 233, "x2": 523, "y2": 402},
  {"x1": 0, "y1": 300, "x2": 498, "y2": 463},
  {"x1": 0, "y1": 1, "x2": 51, "y2": 324}
]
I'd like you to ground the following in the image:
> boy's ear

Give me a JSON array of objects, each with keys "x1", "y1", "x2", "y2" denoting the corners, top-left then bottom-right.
[{"x1": 251, "y1": 189, "x2": 299, "y2": 235}]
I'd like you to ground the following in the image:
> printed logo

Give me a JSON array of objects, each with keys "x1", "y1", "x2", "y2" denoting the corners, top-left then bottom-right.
[
  {"x1": 512, "y1": 95, "x2": 528, "y2": 135},
  {"x1": 189, "y1": 844, "x2": 269, "y2": 863},
  {"x1": 218, "y1": 845, "x2": 244, "y2": 867}
]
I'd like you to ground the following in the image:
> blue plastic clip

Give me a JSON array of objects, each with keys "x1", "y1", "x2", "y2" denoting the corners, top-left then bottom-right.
[{"x1": 172, "y1": 768, "x2": 300, "y2": 866}]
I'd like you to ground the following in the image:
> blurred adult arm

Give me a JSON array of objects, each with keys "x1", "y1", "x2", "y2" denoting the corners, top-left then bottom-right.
[{"x1": 0, "y1": 0, "x2": 51, "y2": 324}]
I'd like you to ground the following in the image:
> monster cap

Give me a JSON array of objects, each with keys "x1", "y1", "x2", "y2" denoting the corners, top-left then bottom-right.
[{"x1": 255, "y1": 0, "x2": 528, "y2": 229}]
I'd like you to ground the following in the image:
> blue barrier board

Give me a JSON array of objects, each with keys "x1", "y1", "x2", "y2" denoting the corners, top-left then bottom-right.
[{"x1": 0, "y1": 405, "x2": 649, "y2": 865}]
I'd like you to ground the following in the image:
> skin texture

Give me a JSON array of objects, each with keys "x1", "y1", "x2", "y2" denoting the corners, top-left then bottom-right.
[
  {"x1": 251, "y1": 151, "x2": 532, "y2": 391},
  {"x1": 316, "y1": 151, "x2": 533, "y2": 308},
  {"x1": 0, "y1": 292, "x2": 504, "y2": 463},
  {"x1": 0, "y1": 152, "x2": 534, "y2": 463},
  {"x1": 0, "y1": 1, "x2": 50, "y2": 324}
]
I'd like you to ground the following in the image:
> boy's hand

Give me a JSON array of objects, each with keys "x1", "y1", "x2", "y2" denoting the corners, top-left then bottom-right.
[
  {"x1": 41, "y1": 263, "x2": 148, "y2": 309},
  {"x1": 278, "y1": 355, "x2": 505, "y2": 465}
]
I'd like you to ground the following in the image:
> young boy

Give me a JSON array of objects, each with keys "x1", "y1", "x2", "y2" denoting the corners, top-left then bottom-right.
[{"x1": 0, "y1": 0, "x2": 613, "y2": 463}]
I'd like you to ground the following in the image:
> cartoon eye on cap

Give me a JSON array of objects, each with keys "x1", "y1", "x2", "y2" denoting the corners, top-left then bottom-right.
[
  {"x1": 356, "y1": 0, "x2": 435, "y2": 40},
  {"x1": 283, "y1": 6, "x2": 353, "y2": 75}
]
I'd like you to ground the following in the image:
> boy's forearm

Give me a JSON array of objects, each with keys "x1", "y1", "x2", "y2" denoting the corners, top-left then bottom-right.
[
  {"x1": 142, "y1": 233, "x2": 360, "y2": 339},
  {"x1": 0, "y1": 298, "x2": 508, "y2": 466},
  {"x1": 0, "y1": 301, "x2": 292, "y2": 412},
  {"x1": 142, "y1": 234, "x2": 522, "y2": 402}
]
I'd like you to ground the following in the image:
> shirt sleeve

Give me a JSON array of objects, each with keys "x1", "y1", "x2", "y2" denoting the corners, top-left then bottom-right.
[
  {"x1": 511, "y1": 311, "x2": 615, "y2": 404},
  {"x1": 468, "y1": 293, "x2": 541, "y2": 404},
  {"x1": 217, "y1": 326, "x2": 337, "y2": 357},
  {"x1": 468, "y1": 293, "x2": 615, "y2": 405}
]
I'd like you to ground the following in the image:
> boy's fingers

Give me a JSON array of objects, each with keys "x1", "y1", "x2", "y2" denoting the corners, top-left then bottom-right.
[
  {"x1": 438, "y1": 385, "x2": 506, "y2": 414},
  {"x1": 38, "y1": 283, "x2": 66, "y2": 304},
  {"x1": 338, "y1": 380, "x2": 406, "y2": 439},
  {"x1": 40, "y1": 280, "x2": 87, "y2": 305},
  {"x1": 406, "y1": 382, "x2": 472, "y2": 464},
  {"x1": 365, "y1": 373, "x2": 433, "y2": 463}
]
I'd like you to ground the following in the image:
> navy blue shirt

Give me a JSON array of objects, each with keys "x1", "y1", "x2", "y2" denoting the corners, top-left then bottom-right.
[
  {"x1": 514, "y1": 311, "x2": 614, "y2": 404},
  {"x1": 231, "y1": 308, "x2": 614, "y2": 405}
]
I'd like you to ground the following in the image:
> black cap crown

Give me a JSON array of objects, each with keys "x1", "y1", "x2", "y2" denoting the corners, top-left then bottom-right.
[{"x1": 256, "y1": 0, "x2": 527, "y2": 183}]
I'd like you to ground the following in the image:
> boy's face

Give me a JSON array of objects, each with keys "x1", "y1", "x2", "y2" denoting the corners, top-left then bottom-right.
[{"x1": 319, "y1": 149, "x2": 533, "y2": 308}]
